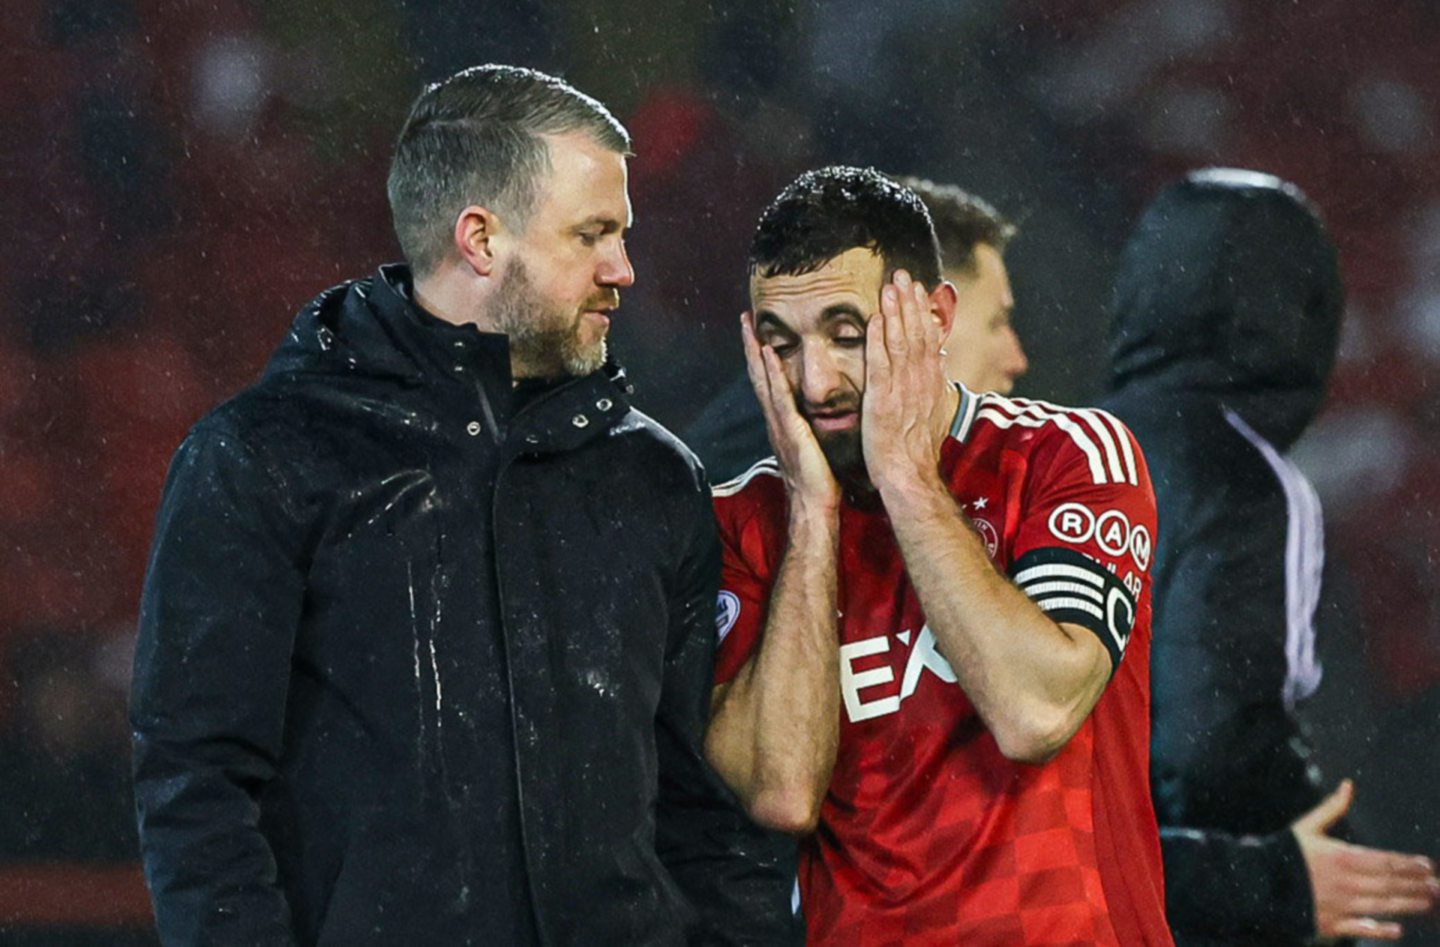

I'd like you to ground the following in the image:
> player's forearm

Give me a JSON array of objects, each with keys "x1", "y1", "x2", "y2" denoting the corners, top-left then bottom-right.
[
  {"x1": 878, "y1": 473, "x2": 1107, "y2": 762},
  {"x1": 706, "y1": 502, "x2": 840, "y2": 834}
]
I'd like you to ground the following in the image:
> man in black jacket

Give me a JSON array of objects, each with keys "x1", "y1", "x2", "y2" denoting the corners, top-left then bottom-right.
[
  {"x1": 131, "y1": 64, "x2": 792, "y2": 946},
  {"x1": 1102, "y1": 169, "x2": 1439, "y2": 944}
]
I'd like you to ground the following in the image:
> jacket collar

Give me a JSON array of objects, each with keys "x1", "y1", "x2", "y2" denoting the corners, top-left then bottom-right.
[
  {"x1": 269, "y1": 265, "x2": 636, "y2": 453},
  {"x1": 265, "y1": 264, "x2": 511, "y2": 387},
  {"x1": 372, "y1": 265, "x2": 637, "y2": 455},
  {"x1": 506, "y1": 370, "x2": 633, "y2": 457},
  {"x1": 366, "y1": 264, "x2": 515, "y2": 385}
]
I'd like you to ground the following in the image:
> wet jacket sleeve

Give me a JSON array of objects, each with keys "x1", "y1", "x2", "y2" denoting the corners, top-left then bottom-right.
[
  {"x1": 131, "y1": 425, "x2": 306, "y2": 946},
  {"x1": 1150, "y1": 477, "x2": 1325, "y2": 941},
  {"x1": 653, "y1": 481, "x2": 800, "y2": 946},
  {"x1": 1160, "y1": 826, "x2": 1314, "y2": 940}
]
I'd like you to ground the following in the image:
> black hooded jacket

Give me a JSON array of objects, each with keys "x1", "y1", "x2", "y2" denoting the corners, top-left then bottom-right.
[
  {"x1": 131, "y1": 266, "x2": 794, "y2": 946},
  {"x1": 1101, "y1": 170, "x2": 1345, "y2": 944}
]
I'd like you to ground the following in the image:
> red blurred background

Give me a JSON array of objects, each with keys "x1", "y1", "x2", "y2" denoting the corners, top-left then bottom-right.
[{"x1": 4, "y1": 0, "x2": 1438, "y2": 941}]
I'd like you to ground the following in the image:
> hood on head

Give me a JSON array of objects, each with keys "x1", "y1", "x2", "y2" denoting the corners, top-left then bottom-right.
[{"x1": 1107, "y1": 168, "x2": 1344, "y2": 449}]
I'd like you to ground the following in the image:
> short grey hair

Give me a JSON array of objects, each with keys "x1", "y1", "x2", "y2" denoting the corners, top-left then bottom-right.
[{"x1": 387, "y1": 64, "x2": 631, "y2": 277}]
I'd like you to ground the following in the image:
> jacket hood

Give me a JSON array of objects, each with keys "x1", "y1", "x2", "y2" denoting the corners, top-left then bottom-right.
[
  {"x1": 265, "y1": 264, "x2": 459, "y2": 384},
  {"x1": 1107, "y1": 169, "x2": 1344, "y2": 449}
]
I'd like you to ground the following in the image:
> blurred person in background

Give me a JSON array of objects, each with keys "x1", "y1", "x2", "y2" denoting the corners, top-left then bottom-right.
[
  {"x1": 0, "y1": 631, "x2": 136, "y2": 865},
  {"x1": 685, "y1": 172, "x2": 1028, "y2": 483},
  {"x1": 1102, "y1": 169, "x2": 1440, "y2": 944},
  {"x1": 130, "y1": 64, "x2": 790, "y2": 946},
  {"x1": 893, "y1": 176, "x2": 1029, "y2": 397},
  {"x1": 0, "y1": 632, "x2": 152, "y2": 946}
]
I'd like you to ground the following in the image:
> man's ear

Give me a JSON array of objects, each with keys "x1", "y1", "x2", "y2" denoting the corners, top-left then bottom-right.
[
  {"x1": 454, "y1": 204, "x2": 503, "y2": 277},
  {"x1": 930, "y1": 280, "x2": 959, "y2": 341}
]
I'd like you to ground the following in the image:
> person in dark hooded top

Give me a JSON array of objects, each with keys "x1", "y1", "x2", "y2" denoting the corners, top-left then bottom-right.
[{"x1": 1102, "y1": 169, "x2": 1439, "y2": 944}]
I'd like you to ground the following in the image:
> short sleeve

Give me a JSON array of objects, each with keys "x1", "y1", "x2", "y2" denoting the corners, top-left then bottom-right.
[
  {"x1": 1008, "y1": 410, "x2": 1158, "y2": 672},
  {"x1": 711, "y1": 503, "x2": 773, "y2": 686}
]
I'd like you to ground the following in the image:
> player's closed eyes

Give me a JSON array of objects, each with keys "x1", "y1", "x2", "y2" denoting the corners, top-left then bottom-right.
[{"x1": 759, "y1": 332, "x2": 799, "y2": 356}]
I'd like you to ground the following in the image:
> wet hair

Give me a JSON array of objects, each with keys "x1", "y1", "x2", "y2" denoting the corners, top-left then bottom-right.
[
  {"x1": 387, "y1": 64, "x2": 631, "y2": 277},
  {"x1": 893, "y1": 176, "x2": 1017, "y2": 277},
  {"x1": 748, "y1": 166, "x2": 942, "y2": 286}
]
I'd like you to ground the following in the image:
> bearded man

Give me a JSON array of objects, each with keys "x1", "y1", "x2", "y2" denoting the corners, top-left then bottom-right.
[
  {"x1": 685, "y1": 175, "x2": 1028, "y2": 485},
  {"x1": 131, "y1": 65, "x2": 791, "y2": 946},
  {"x1": 705, "y1": 167, "x2": 1173, "y2": 945}
]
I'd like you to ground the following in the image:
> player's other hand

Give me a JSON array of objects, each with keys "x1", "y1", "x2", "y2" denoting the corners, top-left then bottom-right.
[
  {"x1": 741, "y1": 311, "x2": 840, "y2": 512},
  {"x1": 1292, "y1": 779, "x2": 1440, "y2": 941},
  {"x1": 861, "y1": 270, "x2": 951, "y2": 496}
]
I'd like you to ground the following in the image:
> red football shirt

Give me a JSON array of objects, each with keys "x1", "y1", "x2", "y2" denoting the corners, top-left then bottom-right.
[{"x1": 713, "y1": 387, "x2": 1173, "y2": 946}]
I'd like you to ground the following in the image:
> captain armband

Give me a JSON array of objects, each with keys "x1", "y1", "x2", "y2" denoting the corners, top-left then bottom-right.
[{"x1": 1010, "y1": 547, "x2": 1137, "y2": 671}]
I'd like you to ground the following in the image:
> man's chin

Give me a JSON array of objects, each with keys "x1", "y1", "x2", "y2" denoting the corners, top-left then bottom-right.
[
  {"x1": 816, "y1": 430, "x2": 868, "y2": 485},
  {"x1": 512, "y1": 336, "x2": 605, "y2": 380},
  {"x1": 565, "y1": 339, "x2": 607, "y2": 377}
]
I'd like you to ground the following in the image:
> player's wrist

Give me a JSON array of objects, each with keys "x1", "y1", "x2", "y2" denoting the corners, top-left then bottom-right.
[
  {"x1": 872, "y1": 462, "x2": 946, "y2": 510},
  {"x1": 786, "y1": 493, "x2": 841, "y2": 535}
]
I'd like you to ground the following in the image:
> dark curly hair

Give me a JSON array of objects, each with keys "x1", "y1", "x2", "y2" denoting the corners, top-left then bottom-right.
[{"x1": 748, "y1": 166, "x2": 942, "y2": 287}]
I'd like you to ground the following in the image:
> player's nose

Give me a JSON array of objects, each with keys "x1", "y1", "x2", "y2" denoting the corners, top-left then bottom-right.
[
  {"x1": 799, "y1": 345, "x2": 846, "y2": 404},
  {"x1": 1004, "y1": 327, "x2": 1029, "y2": 380}
]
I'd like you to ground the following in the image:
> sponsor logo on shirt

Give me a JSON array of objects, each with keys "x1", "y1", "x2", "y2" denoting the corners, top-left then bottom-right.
[
  {"x1": 1129, "y1": 525, "x2": 1152, "y2": 571},
  {"x1": 1049, "y1": 502, "x2": 1096, "y2": 544},
  {"x1": 1047, "y1": 502, "x2": 1151, "y2": 572},
  {"x1": 839, "y1": 625, "x2": 957, "y2": 723}
]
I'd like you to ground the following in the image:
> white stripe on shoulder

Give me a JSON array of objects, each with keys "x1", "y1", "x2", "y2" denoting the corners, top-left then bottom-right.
[
  {"x1": 1024, "y1": 398, "x2": 1133, "y2": 487},
  {"x1": 976, "y1": 396, "x2": 1110, "y2": 485},
  {"x1": 711, "y1": 457, "x2": 782, "y2": 497},
  {"x1": 1078, "y1": 409, "x2": 1127, "y2": 483},
  {"x1": 1095, "y1": 408, "x2": 1140, "y2": 486}
]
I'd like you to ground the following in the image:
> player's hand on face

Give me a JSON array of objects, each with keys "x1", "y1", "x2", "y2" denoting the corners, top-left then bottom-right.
[
  {"x1": 1293, "y1": 779, "x2": 1440, "y2": 942},
  {"x1": 861, "y1": 270, "x2": 951, "y2": 493},
  {"x1": 741, "y1": 311, "x2": 840, "y2": 510}
]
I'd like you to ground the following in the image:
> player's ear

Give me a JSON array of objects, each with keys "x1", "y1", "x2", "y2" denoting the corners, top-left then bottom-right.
[
  {"x1": 454, "y1": 204, "x2": 504, "y2": 278},
  {"x1": 930, "y1": 280, "x2": 959, "y2": 341}
]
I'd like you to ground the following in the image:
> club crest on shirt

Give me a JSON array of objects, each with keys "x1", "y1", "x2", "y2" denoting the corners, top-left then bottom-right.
[{"x1": 970, "y1": 517, "x2": 999, "y2": 558}]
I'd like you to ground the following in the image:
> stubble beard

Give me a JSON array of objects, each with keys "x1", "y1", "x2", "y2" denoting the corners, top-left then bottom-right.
[
  {"x1": 493, "y1": 258, "x2": 609, "y2": 379},
  {"x1": 817, "y1": 429, "x2": 866, "y2": 484}
]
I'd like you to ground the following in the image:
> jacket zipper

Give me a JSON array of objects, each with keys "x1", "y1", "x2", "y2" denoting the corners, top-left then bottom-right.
[
  {"x1": 483, "y1": 370, "x2": 622, "y2": 947},
  {"x1": 483, "y1": 383, "x2": 548, "y2": 946}
]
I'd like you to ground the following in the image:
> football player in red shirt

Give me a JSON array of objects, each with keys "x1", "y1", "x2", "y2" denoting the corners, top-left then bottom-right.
[{"x1": 703, "y1": 166, "x2": 1174, "y2": 946}]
